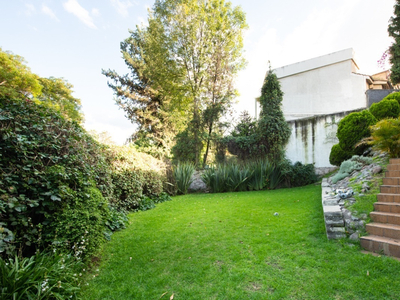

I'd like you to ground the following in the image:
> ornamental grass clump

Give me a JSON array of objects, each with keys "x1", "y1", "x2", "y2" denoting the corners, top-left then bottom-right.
[
  {"x1": 173, "y1": 162, "x2": 195, "y2": 194},
  {"x1": 0, "y1": 251, "x2": 83, "y2": 300}
]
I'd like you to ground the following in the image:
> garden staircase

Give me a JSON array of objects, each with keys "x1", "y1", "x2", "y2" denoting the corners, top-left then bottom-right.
[{"x1": 360, "y1": 158, "x2": 400, "y2": 259}]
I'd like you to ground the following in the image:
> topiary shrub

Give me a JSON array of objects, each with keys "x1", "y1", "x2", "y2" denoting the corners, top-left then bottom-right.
[
  {"x1": 369, "y1": 99, "x2": 400, "y2": 120},
  {"x1": 337, "y1": 110, "x2": 377, "y2": 155},
  {"x1": 329, "y1": 143, "x2": 353, "y2": 166},
  {"x1": 382, "y1": 91, "x2": 400, "y2": 105}
]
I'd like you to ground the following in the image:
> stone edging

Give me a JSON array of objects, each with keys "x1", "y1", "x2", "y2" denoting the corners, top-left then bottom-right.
[{"x1": 321, "y1": 179, "x2": 346, "y2": 239}]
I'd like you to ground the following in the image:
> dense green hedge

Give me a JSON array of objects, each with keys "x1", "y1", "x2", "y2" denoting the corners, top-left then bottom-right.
[
  {"x1": 0, "y1": 98, "x2": 111, "y2": 259},
  {"x1": 0, "y1": 98, "x2": 170, "y2": 260},
  {"x1": 369, "y1": 99, "x2": 400, "y2": 120}
]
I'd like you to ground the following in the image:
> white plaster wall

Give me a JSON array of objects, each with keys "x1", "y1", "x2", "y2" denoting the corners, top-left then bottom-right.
[
  {"x1": 285, "y1": 113, "x2": 347, "y2": 168},
  {"x1": 279, "y1": 60, "x2": 367, "y2": 117}
]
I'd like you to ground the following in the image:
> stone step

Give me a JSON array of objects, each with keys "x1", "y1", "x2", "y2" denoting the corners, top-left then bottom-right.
[
  {"x1": 386, "y1": 170, "x2": 400, "y2": 177},
  {"x1": 387, "y1": 164, "x2": 400, "y2": 171},
  {"x1": 381, "y1": 185, "x2": 400, "y2": 194},
  {"x1": 383, "y1": 177, "x2": 400, "y2": 185},
  {"x1": 377, "y1": 193, "x2": 400, "y2": 203},
  {"x1": 360, "y1": 235, "x2": 400, "y2": 258},
  {"x1": 370, "y1": 211, "x2": 400, "y2": 226},
  {"x1": 366, "y1": 223, "x2": 400, "y2": 239},
  {"x1": 390, "y1": 158, "x2": 400, "y2": 165},
  {"x1": 374, "y1": 202, "x2": 400, "y2": 213}
]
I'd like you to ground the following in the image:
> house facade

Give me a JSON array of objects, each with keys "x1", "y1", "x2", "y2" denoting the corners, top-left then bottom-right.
[{"x1": 271, "y1": 48, "x2": 392, "y2": 171}]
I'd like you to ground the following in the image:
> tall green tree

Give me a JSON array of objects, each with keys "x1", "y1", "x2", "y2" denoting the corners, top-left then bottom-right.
[
  {"x1": 257, "y1": 67, "x2": 291, "y2": 161},
  {"x1": 389, "y1": 0, "x2": 400, "y2": 85},
  {"x1": 225, "y1": 67, "x2": 290, "y2": 161},
  {"x1": 104, "y1": 0, "x2": 247, "y2": 164}
]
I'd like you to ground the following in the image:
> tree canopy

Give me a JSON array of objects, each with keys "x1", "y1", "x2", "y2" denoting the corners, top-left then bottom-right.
[
  {"x1": 0, "y1": 48, "x2": 83, "y2": 123},
  {"x1": 103, "y1": 0, "x2": 247, "y2": 164}
]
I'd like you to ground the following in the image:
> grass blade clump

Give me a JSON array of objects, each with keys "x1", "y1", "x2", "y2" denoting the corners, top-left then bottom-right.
[
  {"x1": 226, "y1": 163, "x2": 251, "y2": 192},
  {"x1": 0, "y1": 251, "x2": 82, "y2": 299},
  {"x1": 173, "y1": 162, "x2": 195, "y2": 194}
]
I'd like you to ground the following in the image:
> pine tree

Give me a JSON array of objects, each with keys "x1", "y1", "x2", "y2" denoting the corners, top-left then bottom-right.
[{"x1": 388, "y1": 0, "x2": 400, "y2": 85}]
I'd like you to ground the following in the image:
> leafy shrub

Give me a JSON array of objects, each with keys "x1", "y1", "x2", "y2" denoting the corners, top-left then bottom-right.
[
  {"x1": 280, "y1": 160, "x2": 318, "y2": 188},
  {"x1": 106, "y1": 206, "x2": 128, "y2": 232},
  {"x1": 382, "y1": 91, "x2": 400, "y2": 105},
  {"x1": 111, "y1": 169, "x2": 144, "y2": 211},
  {"x1": 329, "y1": 143, "x2": 353, "y2": 166},
  {"x1": 331, "y1": 155, "x2": 372, "y2": 184},
  {"x1": 360, "y1": 117, "x2": 400, "y2": 158},
  {"x1": 45, "y1": 186, "x2": 109, "y2": 259},
  {"x1": 337, "y1": 110, "x2": 377, "y2": 155},
  {"x1": 0, "y1": 98, "x2": 112, "y2": 259},
  {"x1": 0, "y1": 251, "x2": 83, "y2": 299},
  {"x1": 173, "y1": 163, "x2": 195, "y2": 195},
  {"x1": 369, "y1": 99, "x2": 400, "y2": 120}
]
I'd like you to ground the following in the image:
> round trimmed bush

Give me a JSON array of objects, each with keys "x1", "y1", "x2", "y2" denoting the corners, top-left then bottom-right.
[
  {"x1": 383, "y1": 91, "x2": 400, "y2": 105},
  {"x1": 337, "y1": 110, "x2": 377, "y2": 155},
  {"x1": 329, "y1": 143, "x2": 353, "y2": 166},
  {"x1": 369, "y1": 99, "x2": 400, "y2": 120}
]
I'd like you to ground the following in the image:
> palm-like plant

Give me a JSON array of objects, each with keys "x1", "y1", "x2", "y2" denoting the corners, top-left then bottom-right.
[{"x1": 357, "y1": 118, "x2": 400, "y2": 158}]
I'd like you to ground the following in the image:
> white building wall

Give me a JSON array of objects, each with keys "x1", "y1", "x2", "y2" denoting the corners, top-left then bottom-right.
[
  {"x1": 274, "y1": 48, "x2": 368, "y2": 121},
  {"x1": 271, "y1": 49, "x2": 370, "y2": 169},
  {"x1": 284, "y1": 111, "x2": 359, "y2": 170}
]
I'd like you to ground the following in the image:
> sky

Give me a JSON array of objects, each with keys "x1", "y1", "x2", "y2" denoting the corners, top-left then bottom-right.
[{"x1": 0, "y1": 0, "x2": 396, "y2": 144}]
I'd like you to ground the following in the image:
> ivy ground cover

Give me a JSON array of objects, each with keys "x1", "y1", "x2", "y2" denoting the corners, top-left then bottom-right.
[{"x1": 81, "y1": 185, "x2": 400, "y2": 299}]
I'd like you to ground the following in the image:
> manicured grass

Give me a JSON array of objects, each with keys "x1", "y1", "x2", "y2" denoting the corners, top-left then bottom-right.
[{"x1": 81, "y1": 185, "x2": 400, "y2": 299}]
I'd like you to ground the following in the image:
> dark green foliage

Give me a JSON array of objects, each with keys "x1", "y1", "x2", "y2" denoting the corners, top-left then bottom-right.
[
  {"x1": 336, "y1": 110, "x2": 377, "y2": 155},
  {"x1": 0, "y1": 98, "x2": 111, "y2": 259},
  {"x1": 0, "y1": 251, "x2": 83, "y2": 299},
  {"x1": 110, "y1": 169, "x2": 164, "y2": 211},
  {"x1": 383, "y1": 91, "x2": 400, "y2": 105},
  {"x1": 388, "y1": 0, "x2": 400, "y2": 85},
  {"x1": 329, "y1": 143, "x2": 353, "y2": 166},
  {"x1": 106, "y1": 206, "x2": 128, "y2": 232},
  {"x1": 201, "y1": 158, "x2": 317, "y2": 193},
  {"x1": 369, "y1": 99, "x2": 400, "y2": 120},
  {"x1": 225, "y1": 68, "x2": 290, "y2": 161},
  {"x1": 44, "y1": 186, "x2": 109, "y2": 258},
  {"x1": 256, "y1": 68, "x2": 291, "y2": 161},
  {"x1": 280, "y1": 160, "x2": 319, "y2": 188},
  {"x1": 225, "y1": 111, "x2": 258, "y2": 160},
  {"x1": 172, "y1": 122, "x2": 203, "y2": 164}
]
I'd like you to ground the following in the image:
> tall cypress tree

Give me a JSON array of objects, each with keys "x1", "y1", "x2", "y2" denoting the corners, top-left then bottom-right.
[
  {"x1": 256, "y1": 66, "x2": 291, "y2": 161},
  {"x1": 389, "y1": 0, "x2": 400, "y2": 85}
]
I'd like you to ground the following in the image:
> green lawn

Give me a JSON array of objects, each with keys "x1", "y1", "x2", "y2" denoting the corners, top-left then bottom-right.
[{"x1": 81, "y1": 185, "x2": 400, "y2": 299}]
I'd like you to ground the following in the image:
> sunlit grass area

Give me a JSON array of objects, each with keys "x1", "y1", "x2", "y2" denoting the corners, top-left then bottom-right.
[{"x1": 81, "y1": 185, "x2": 400, "y2": 299}]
